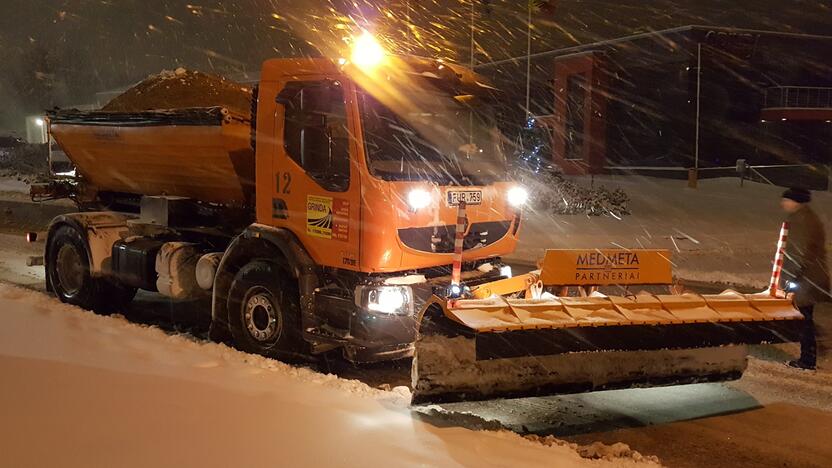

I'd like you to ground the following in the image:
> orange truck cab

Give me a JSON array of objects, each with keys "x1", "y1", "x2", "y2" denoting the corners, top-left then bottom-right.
[
  {"x1": 255, "y1": 57, "x2": 521, "y2": 273},
  {"x1": 37, "y1": 54, "x2": 528, "y2": 363}
]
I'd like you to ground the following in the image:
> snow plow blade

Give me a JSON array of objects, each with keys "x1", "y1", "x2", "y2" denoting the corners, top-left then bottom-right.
[{"x1": 411, "y1": 249, "x2": 804, "y2": 405}]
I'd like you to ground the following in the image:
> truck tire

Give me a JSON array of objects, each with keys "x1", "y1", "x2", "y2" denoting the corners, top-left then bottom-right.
[
  {"x1": 227, "y1": 260, "x2": 303, "y2": 360},
  {"x1": 46, "y1": 224, "x2": 136, "y2": 313}
]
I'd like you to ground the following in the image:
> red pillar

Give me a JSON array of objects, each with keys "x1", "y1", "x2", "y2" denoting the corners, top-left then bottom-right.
[{"x1": 551, "y1": 51, "x2": 607, "y2": 175}]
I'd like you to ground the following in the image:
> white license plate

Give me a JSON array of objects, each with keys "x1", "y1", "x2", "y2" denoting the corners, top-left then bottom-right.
[{"x1": 446, "y1": 190, "x2": 482, "y2": 206}]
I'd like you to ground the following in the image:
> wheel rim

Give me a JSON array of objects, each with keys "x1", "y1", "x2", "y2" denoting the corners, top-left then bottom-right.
[
  {"x1": 243, "y1": 287, "x2": 282, "y2": 343},
  {"x1": 55, "y1": 244, "x2": 84, "y2": 296}
]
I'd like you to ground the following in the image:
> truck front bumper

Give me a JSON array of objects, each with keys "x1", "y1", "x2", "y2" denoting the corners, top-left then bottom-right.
[
  {"x1": 312, "y1": 263, "x2": 505, "y2": 363},
  {"x1": 344, "y1": 283, "x2": 435, "y2": 361}
]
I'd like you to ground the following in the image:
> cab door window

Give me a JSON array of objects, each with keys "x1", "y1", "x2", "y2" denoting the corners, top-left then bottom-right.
[{"x1": 280, "y1": 81, "x2": 350, "y2": 192}]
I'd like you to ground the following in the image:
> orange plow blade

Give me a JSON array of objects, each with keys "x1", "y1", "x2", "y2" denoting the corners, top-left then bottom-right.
[{"x1": 411, "y1": 249, "x2": 804, "y2": 405}]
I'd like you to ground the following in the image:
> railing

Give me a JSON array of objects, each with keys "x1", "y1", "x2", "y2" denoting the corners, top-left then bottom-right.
[
  {"x1": 603, "y1": 162, "x2": 830, "y2": 191},
  {"x1": 763, "y1": 86, "x2": 832, "y2": 109}
]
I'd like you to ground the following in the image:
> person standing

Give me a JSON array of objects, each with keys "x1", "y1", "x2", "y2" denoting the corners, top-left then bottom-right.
[{"x1": 780, "y1": 187, "x2": 830, "y2": 370}]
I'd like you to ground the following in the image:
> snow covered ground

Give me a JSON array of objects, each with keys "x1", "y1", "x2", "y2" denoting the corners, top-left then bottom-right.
[
  {"x1": 0, "y1": 176, "x2": 28, "y2": 194},
  {"x1": 516, "y1": 176, "x2": 832, "y2": 289},
  {"x1": 0, "y1": 233, "x2": 43, "y2": 287},
  {"x1": 0, "y1": 283, "x2": 657, "y2": 468}
]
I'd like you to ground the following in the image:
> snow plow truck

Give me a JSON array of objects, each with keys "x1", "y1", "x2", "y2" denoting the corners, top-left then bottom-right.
[{"x1": 32, "y1": 40, "x2": 803, "y2": 404}]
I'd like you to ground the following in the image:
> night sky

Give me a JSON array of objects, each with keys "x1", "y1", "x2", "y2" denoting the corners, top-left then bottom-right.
[{"x1": 1, "y1": 0, "x2": 829, "y2": 132}]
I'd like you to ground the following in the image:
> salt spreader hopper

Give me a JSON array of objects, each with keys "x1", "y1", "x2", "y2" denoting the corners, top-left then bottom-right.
[{"x1": 412, "y1": 248, "x2": 803, "y2": 404}]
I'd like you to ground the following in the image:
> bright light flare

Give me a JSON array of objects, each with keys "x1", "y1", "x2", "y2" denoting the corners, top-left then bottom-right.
[
  {"x1": 351, "y1": 31, "x2": 385, "y2": 70},
  {"x1": 407, "y1": 189, "x2": 432, "y2": 210},
  {"x1": 448, "y1": 284, "x2": 462, "y2": 298},
  {"x1": 35, "y1": 118, "x2": 44, "y2": 127},
  {"x1": 507, "y1": 186, "x2": 529, "y2": 207},
  {"x1": 366, "y1": 286, "x2": 409, "y2": 314}
]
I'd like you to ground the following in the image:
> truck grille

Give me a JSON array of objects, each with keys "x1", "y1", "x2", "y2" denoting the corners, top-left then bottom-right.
[{"x1": 398, "y1": 221, "x2": 511, "y2": 253}]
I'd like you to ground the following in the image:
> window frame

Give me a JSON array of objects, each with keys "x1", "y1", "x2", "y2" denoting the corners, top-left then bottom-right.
[{"x1": 279, "y1": 79, "x2": 351, "y2": 193}]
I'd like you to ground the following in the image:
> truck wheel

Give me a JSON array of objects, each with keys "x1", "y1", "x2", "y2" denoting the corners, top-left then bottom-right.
[
  {"x1": 227, "y1": 260, "x2": 303, "y2": 360},
  {"x1": 46, "y1": 225, "x2": 135, "y2": 313}
]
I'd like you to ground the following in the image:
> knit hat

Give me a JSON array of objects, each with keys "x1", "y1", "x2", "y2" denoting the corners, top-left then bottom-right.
[{"x1": 782, "y1": 187, "x2": 811, "y2": 204}]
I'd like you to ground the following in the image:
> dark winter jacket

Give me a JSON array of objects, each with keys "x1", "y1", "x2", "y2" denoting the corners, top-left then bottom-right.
[{"x1": 782, "y1": 205, "x2": 830, "y2": 307}]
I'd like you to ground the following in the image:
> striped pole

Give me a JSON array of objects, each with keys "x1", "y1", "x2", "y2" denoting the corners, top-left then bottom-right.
[
  {"x1": 450, "y1": 200, "x2": 467, "y2": 297},
  {"x1": 768, "y1": 222, "x2": 790, "y2": 296}
]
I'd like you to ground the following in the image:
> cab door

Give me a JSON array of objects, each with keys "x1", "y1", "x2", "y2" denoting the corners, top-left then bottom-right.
[{"x1": 270, "y1": 78, "x2": 361, "y2": 271}]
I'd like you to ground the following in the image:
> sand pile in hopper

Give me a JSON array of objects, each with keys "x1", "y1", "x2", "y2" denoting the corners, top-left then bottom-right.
[{"x1": 102, "y1": 68, "x2": 252, "y2": 118}]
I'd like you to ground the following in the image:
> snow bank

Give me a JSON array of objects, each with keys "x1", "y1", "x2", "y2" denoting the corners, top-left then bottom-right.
[
  {"x1": 0, "y1": 176, "x2": 29, "y2": 193},
  {"x1": 731, "y1": 356, "x2": 832, "y2": 410},
  {"x1": 0, "y1": 144, "x2": 49, "y2": 183},
  {"x1": 516, "y1": 176, "x2": 832, "y2": 288},
  {"x1": 0, "y1": 284, "x2": 657, "y2": 468}
]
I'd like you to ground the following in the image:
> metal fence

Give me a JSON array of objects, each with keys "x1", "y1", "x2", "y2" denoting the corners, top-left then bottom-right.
[
  {"x1": 763, "y1": 86, "x2": 832, "y2": 109},
  {"x1": 604, "y1": 162, "x2": 831, "y2": 191}
]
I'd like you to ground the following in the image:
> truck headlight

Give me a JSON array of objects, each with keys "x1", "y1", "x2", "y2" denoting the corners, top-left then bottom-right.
[
  {"x1": 356, "y1": 285, "x2": 413, "y2": 315},
  {"x1": 507, "y1": 186, "x2": 529, "y2": 207},
  {"x1": 407, "y1": 189, "x2": 432, "y2": 211}
]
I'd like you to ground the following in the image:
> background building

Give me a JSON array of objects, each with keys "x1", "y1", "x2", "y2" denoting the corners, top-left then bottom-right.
[{"x1": 481, "y1": 26, "x2": 832, "y2": 187}]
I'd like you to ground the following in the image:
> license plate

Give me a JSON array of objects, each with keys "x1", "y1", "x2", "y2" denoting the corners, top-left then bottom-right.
[{"x1": 446, "y1": 190, "x2": 482, "y2": 206}]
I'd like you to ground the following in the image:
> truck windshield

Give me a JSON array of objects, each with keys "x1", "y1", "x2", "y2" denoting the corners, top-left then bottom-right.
[{"x1": 358, "y1": 88, "x2": 506, "y2": 185}]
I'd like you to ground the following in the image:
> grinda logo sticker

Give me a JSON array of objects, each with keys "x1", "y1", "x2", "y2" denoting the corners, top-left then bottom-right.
[
  {"x1": 306, "y1": 195, "x2": 349, "y2": 241},
  {"x1": 306, "y1": 195, "x2": 332, "y2": 238}
]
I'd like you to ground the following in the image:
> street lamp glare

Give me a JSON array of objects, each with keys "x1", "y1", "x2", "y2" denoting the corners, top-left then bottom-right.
[{"x1": 351, "y1": 31, "x2": 386, "y2": 70}]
